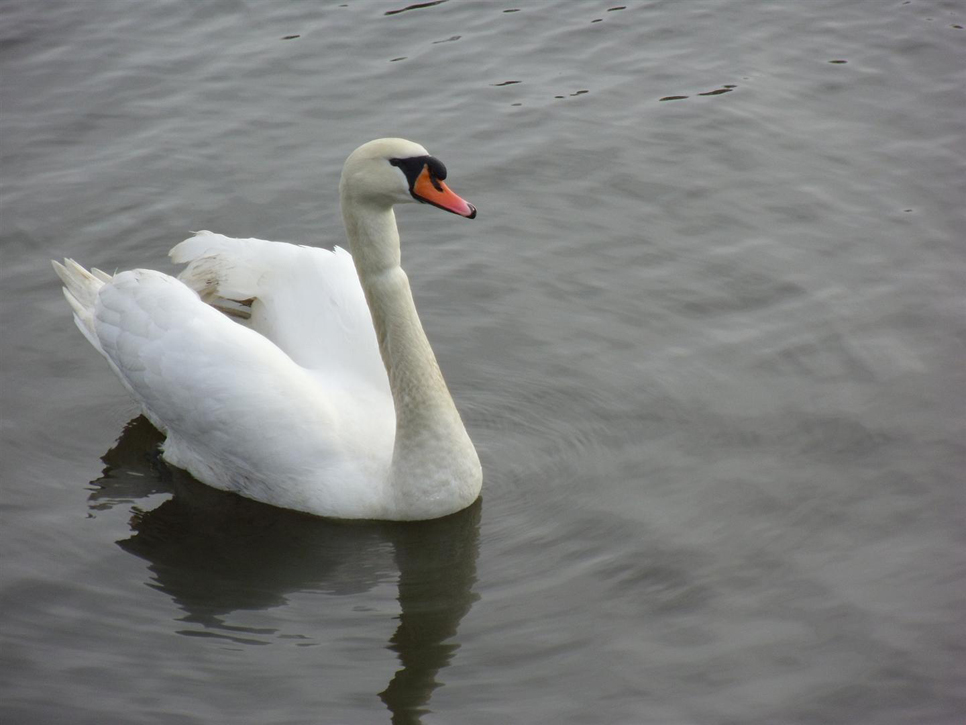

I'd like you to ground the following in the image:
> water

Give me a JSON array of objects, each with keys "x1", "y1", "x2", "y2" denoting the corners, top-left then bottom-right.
[{"x1": 2, "y1": 1, "x2": 965, "y2": 723}]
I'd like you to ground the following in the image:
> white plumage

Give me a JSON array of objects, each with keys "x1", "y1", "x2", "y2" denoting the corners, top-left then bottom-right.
[{"x1": 53, "y1": 138, "x2": 482, "y2": 520}]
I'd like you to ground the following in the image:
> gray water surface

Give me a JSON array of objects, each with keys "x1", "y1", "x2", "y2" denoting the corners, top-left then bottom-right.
[{"x1": 2, "y1": 1, "x2": 965, "y2": 723}]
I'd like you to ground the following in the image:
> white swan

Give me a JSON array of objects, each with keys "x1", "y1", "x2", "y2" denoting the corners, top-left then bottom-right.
[{"x1": 53, "y1": 138, "x2": 482, "y2": 521}]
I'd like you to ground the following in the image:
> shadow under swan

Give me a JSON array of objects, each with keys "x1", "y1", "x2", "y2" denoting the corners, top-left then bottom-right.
[{"x1": 88, "y1": 416, "x2": 481, "y2": 724}]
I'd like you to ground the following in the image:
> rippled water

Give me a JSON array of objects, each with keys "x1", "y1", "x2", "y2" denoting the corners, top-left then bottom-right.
[{"x1": 2, "y1": 1, "x2": 965, "y2": 723}]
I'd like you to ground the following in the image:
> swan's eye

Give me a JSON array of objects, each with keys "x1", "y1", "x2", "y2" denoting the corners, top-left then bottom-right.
[{"x1": 389, "y1": 156, "x2": 422, "y2": 186}]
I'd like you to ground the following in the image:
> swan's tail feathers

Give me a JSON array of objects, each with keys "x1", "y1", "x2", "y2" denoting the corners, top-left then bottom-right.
[{"x1": 51, "y1": 258, "x2": 109, "y2": 353}]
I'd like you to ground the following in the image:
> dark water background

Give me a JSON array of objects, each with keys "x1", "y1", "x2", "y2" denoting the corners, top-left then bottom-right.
[{"x1": 2, "y1": 1, "x2": 964, "y2": 723}]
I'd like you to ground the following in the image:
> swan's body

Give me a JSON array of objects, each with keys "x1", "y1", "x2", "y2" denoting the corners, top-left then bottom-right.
[{"x1": 54, "y1": 138, "x2": 482, "y2": 520}]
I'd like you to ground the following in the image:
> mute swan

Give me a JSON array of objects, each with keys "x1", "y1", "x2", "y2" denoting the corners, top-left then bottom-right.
[{"x1": 53, "y1": 138, "x2": 482, "y2": 521}]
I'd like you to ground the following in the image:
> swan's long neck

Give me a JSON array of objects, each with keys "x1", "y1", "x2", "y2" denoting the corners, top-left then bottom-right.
[{"x1": 341, "y1": 195, "x2": 480, "y2": 518}]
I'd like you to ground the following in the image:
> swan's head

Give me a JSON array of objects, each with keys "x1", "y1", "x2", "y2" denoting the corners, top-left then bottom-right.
[{"x1": 340, "y1": 138, "x2": 476, "y2": 219}]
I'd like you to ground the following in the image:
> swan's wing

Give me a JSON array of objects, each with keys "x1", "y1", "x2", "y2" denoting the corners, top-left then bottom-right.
[
  {"x1": 53, "y1": 262, "x2": 394, "y2": 514},
  {"x1": 171, "y1": 231, "x2": 389, "y2": 397},
  {"x1": 59, "y1": 265, "x2": 324, "y2": 436}
]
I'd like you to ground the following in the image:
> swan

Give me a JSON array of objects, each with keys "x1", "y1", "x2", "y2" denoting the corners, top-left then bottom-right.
[{"x1": 53, "y1": 138, "x2": 482, "y2": 521}]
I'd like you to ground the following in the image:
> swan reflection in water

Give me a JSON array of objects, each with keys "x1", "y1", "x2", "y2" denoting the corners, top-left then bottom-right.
[{"x1": 88, "y1": 416, "x2": 481, "y2": 724}]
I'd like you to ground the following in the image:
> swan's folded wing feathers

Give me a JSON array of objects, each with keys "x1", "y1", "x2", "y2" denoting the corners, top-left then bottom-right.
[
  {"x1": 170, "y1": 231, "x2": 388, "y2": 395},
  {"x1": 87, "y1": 269, "x2": 382, "y2": 503},
  {"x1": 172, "y1": 231, "x2": 269, "y2": 302}
]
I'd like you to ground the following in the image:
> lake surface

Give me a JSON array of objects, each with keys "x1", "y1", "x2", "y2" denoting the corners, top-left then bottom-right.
[{"x1": 2, "y1": 1, "x2": 964, "y2": 723}]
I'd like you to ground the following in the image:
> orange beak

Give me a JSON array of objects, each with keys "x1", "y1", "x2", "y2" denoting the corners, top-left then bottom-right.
[{"x1": 412, "y1": 165, "x2": 477, "y2": 218}]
